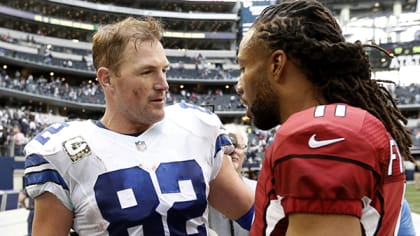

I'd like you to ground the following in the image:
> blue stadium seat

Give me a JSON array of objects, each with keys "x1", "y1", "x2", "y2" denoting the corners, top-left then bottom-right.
[
  {"x1": 0, "y1": 190, "x2": 20, "y2": 211},
  {"x1": 0, "y1": 157, "x2": 14, "y2": 190},
  {"x1": 4, "y1": 191, "x2": 19, "y2": 211}
]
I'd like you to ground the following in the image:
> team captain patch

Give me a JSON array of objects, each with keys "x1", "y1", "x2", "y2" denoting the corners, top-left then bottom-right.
[{"x1": 63, "y1": 136, "x2": 91, "y2": 162}]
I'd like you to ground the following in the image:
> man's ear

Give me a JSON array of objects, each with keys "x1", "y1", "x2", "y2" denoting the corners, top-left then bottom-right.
[
  {"x1": 271, "y1": 50, "x2": 286, "y2": 81},
  {"x1": 97, "y1": 67, "x2": 112, "y2": 88}
]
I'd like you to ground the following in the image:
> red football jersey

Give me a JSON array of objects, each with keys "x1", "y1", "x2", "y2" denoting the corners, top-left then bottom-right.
[{"x1": 251, "y1": 104, "x2": 405, "y2": 236}]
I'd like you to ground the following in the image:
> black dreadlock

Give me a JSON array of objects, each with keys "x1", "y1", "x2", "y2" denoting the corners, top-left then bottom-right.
[{"x1": 251, "y1": 0, "x2": 414, "y2": 162}]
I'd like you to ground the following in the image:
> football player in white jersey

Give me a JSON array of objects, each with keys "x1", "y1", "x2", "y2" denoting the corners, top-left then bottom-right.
[{"x1": 24, "y1": 17, "x2": 254, "y2": 236}]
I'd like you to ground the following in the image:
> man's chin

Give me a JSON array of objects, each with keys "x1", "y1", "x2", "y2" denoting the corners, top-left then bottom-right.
[{"x1": 252, "y1": 115, "x2": 278, "y2": 130}]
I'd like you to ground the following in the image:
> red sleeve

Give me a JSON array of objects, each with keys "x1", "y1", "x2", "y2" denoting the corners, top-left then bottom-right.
[{"x1": 273, "y1": 154, "x2": 374, "y2": 217}]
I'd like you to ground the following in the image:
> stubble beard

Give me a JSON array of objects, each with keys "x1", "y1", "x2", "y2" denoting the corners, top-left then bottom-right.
[{"x1": 250, "y1": 82, "x2": 280, "y2": 130}]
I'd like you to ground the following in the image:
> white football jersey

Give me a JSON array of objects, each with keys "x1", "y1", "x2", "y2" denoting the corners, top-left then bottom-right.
[{"x1": 24, "y1": 103, "x2": 230, "y2": 236}]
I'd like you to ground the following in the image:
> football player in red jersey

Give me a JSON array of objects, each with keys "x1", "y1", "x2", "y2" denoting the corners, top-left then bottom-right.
[{"x1": 235, "y1": 0, "x2": 416, "y2": 235}]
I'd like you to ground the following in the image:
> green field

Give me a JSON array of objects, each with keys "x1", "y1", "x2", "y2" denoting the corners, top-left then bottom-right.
[{"x1": 406, "y1": 183, "x2": 420, "y2": 214}]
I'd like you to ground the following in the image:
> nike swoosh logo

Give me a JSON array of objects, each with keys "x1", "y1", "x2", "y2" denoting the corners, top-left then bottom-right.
[{"x1": 308, "y1": 134, "x2": 345, "y2": 148}]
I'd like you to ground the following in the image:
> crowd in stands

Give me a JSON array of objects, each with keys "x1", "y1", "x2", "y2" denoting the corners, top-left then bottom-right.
[
  {"x1": 4, "y1": 67, "x2": 420, "y2": 112},
  {"x1": 0, "y1": 68, "x2": 246, "y2": 111},
  {"x1": 0, "y1": 106, "x2": 65, "y2": 158},
  {"x1": 0, "y1": 68, "x2": 103, "y2": 105},
  {"x1": 0, "y1": 32, "x2": 239, "y2": 80},
  {"x1": 387, "y1": 83, "x2": 420, "y2": 105}
]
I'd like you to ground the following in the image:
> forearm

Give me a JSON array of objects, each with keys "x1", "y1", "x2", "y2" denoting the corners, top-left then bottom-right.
[{"x1": 32, "y1": 192, "x2": 73, "y2": 236}]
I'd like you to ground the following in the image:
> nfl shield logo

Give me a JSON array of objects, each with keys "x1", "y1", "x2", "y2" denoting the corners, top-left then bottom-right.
[{"x1": 135, "y1": 140, "x2": 147, "y2": 151}]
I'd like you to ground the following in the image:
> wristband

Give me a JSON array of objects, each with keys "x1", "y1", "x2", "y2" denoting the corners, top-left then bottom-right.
[{"x1": 235, "y1": 204, "x2": 254, "y2": 230}]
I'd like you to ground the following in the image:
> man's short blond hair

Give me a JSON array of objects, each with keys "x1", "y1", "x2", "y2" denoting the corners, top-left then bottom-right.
[{"x1": 92, "y1": 17, "x2": 163, "y2": 75}]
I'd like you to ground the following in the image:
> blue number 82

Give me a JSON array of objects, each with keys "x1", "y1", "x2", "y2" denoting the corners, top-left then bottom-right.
[{"x1": 94, "y1": 160, "x2": 208, "y2": 236}]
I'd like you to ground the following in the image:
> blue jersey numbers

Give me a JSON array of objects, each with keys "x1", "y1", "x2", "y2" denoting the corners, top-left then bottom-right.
[
  {"x1": 94, "y1": 160, "x2": 208, "y2": 236},
  {"x1": 34, "y1": 122, "x2": 69, "y2": 145}
]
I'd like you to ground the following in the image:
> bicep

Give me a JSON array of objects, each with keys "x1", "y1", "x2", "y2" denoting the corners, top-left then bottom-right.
[
  {"x1": 208, "y1": 155, "x2": 254, "y2": 220},
  {"x1": 287, "y1": 213, "x2": 361, "y2": 236},
  {"x1": 32, "y1": 192, "x2": 73, "y2": 236}
]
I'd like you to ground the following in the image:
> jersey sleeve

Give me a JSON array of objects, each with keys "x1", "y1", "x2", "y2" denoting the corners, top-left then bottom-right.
[
  {"x1": 24, "y1": 154, "x2": 73, "y2": 210},
  {"x1": 23, "y1": 121, "x2": 84, "y2": 211}
]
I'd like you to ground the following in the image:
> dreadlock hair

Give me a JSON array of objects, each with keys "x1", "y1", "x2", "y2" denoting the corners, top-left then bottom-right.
[{"x1": 251, "y1": 0, "x2": 414, "y2": 162}]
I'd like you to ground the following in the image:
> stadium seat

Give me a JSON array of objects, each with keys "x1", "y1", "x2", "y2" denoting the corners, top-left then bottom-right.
[
  {"x1": 0, "y1": 190, "x2": 20, "y2": 211},
  {"x1": 4, "y1": 191, "x2": 19, "y2": 211}
]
